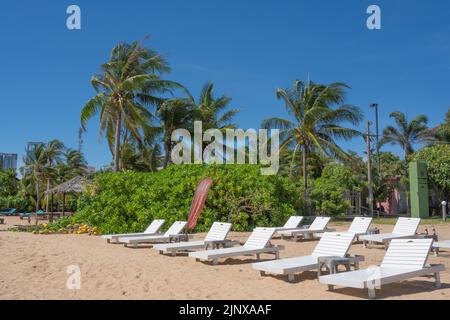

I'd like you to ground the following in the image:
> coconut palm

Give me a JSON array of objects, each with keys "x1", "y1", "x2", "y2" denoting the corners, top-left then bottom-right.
[
  {"x1": 158, "y1": 98, "x2": 194, "y2": 168},
  {"x1": 380, "y1": 111, "x2": 434, "y2": 160},
  {"x1": 81, "y1": 41, "x2": 189, "y2": 171},
  {"x1": 262, "y1": 80, "x2": 363, "y2": 211},
  {"x1": 22, "y1": 144, "x2": 48, "y2": 211},
  {"x1": 43, "y1": 140, "x2": 65, "y2": 211},
  {"x1": 193, "y1": 82, "x2": 239, "y2": 131},
  {"x1": 65, "y1": 150, "x2": 89, "y2": 178}
]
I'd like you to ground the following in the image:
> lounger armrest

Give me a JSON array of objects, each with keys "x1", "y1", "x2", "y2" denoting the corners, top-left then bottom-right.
[
  {"x1": 204, "y1": 239, "x2": 240, "y2": 249},
  {"x1": 169, "y1": 234, "x2": 192, "y2": 242}
]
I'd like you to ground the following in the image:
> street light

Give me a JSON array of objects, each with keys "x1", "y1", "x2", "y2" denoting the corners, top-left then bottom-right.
[{"x1": 370, "y1": 103, "x2": 381, "y2": 176}]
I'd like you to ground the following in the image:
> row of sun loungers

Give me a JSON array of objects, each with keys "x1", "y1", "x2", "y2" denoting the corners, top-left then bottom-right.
[{"x1": 102, "y1": 215, "x2": 446, "y2": 299}]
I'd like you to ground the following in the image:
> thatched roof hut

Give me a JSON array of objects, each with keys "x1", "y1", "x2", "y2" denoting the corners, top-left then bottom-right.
[
  {"x1": 46, "y1": 176, "x2": 90, "y2": 195},
  {"x1": 45, "y1": 176, "x2": 91, "y2": 217}
]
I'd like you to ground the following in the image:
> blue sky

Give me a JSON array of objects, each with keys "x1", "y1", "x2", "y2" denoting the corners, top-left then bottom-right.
[{"x1": 0, "y1": 0, "x2": 449, "y2": 169}]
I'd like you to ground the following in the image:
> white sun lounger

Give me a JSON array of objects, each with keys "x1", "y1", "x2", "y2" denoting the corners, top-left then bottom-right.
[
  {"x1": 101, "y1": 219, "x2": 165, "y2": 244},
  {"x1": 252, "y1": 232, "x2": 356, "y2": 282},
  {"x1": 118, "y1": 221, "x2": 187, "y2": 248},
  {"x1": 277, "y1": 217, "x2": 331, "y2": 240},
  {"x1": 320, "y1": 238, "x2": 445, "y2": 299},
  {"x1": 360, "y1": 217, "x2": 420, "y2": 249},
  {"x1": 153, "y1": 222, "x2": 233, "y2": 256},
  {"x1": 189, "y1": 228, "x2": 282, "y2": 265},
  {"x1": 275, "y1": 216, "x2": 304, "y2": 232},
  {"x1": 432, "y1": 240, "x2": 450, "y2": 256}
]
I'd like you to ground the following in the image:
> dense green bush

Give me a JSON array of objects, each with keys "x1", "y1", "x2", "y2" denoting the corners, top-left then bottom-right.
[
  {"x1": 72, "y1": 164, "x2": 303, "y2": 233},
  {"x1": 310, "y1": 163, "x2": 365, "y2": 216},
  {"x1": 414, "y1": 145, "x2": 450, "y2": 196},
  {"x1": 0, "y1": 195, "x2": 30, "y2": 212}
]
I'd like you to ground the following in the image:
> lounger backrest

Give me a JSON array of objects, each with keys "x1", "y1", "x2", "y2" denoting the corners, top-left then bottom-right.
[
  {"x1": 243, "y1": 228, "x2": 276, "y2": 249},
  {"x1": 381, "y1": 238, "x2": 433, "y2": 269},
  {"x1": 144, "y1": 219, "x2": 166, "y2": 234},
  {"x1": 309, "y1": 217, "x2": 331, "y2": 230},
  {"x1": 348, "y1": 217, "x2": 373, "y2": 234},
  {"x1": 163, "y1": 221, "x2": 187, "y2": 236},
  {"x1": 392, "y1": 217, "x2": 421, "y2": 235},
  {"x1": 312, "y1": 232, "x2": 355, "y2": 257},
  {"x1": 283, "y1": 216, "x2": 303, "y2": 229},
  {"x1": 204, "y1": 222, "x2": 232, "y2": 241}
]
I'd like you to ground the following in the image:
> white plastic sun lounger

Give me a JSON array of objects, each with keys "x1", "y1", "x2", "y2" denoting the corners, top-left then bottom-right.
[
  {"x1": 360, "y1": 217, "x2": 420, "y2": 249},
  {"x1": 347, "y1": 217, "x2": 373, "y2": 238},
  {"x1": 320, "y1": 238, "x2": 445, "y2": 299},
  {"x1": 277, "y1": 217, "x2": 331, "y2": 240},
  {"x1": 432, "y1": 240, "x2": 450, "y2": 256},
  {"x1": 274, "y1": 216, "x2": 304, "y2": 232},
  {"x1": 153, "y1": 222, "x2": 233, "y2": 256},
  {"x1": 101, "y1": 219, "x2": 165, "y2": 244},
  {"x1": 189, "y1": 228, "x2": 282, "y2": 265},
  {"x1": 252, "y1": 232, "x2": 356, "y2": 282},
  {"x1": 118, "y1": 221, "x2": 187, "y2": 248}
]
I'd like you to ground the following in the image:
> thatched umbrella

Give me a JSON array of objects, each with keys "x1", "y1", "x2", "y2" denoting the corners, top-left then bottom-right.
[{"x1": 45, "y1": 176, "x2": 91, "y2": 220}]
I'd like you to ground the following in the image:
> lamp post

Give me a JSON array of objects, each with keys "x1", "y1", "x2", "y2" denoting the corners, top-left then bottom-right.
[
  {"x1": 366, "y1": 121, "x2": 374, "y2": 217},
  {"x1": 370, "y1": 103, "x2": 381, "y2": 175}
]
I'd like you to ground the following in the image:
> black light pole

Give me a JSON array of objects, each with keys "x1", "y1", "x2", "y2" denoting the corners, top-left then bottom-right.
[{"x1": 370, "y1": 103, "x2": 381, "y2": 175}]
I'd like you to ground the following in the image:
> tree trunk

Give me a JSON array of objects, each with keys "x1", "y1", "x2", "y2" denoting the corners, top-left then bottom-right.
[
  {"x1": 163, "y1": 138, "x2": 171, "y2": 168},
  {"x1": 113, "y1": 112, "x2": 122, "y2": 172},
  {"x1": 302, "y1": 146, "x2": 308, "y2": 215},
  {"x1": 46, "y1": 179, "x2": 50, "y2": 212},
  {"x1": 35, "y1": 179, "x2": 40, "y2": 212}
]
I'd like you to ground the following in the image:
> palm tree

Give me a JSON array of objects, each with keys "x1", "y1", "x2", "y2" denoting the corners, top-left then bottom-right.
[
  {"x1": 22, "y1": 145, "x2": 47, "y2": 211},
  {"x1": 157, "y1": 98, "x2": 194, "y2": 168},
  {"x1": 380, "y1": 111, "x2": 433, "y2": 160},
  {"x1": 65, "y1": 150, "x2": 89, "y2": 178},
  {"x1": 262, "y1": 80, "x2": 363, "y2": 212},
  {"x1": 81, "y1": 41, "x2": 189, "y2": 171},
  {"x1": 193, "y1": 82, "x2": 239, "y2": 131},
  {"x1": 43, "y1": 140, "x2": 65, "y2": 212}
]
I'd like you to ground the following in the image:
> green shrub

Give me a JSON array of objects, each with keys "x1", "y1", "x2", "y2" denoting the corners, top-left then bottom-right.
[
  {"x1": 414, "y1": 145, "x2": 450, "y2": 196},
  {"x1": 0, "y1": 195, "x2": 30, "y2": 212},
  {"x1": 310, "y1": 163, "x2": 364, "y2": 216},
  {"x1": 72, "y1": 164, "x2": 303, "y2": 233}
]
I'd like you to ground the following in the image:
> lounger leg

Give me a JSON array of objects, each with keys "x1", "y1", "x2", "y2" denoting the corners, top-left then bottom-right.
[
  {"x1": 260, "y1": 271, "x2": 266, "y2": 277},
  {"x1": 327, "y1": 285, "x2": 334, "y2": 291},
  {"x1": 368, "y1": 288, "x2": 376, "y2": 299},
  {"x1": 288, "y1": 274, "x2": 295, "y2": 282},
  {"x1": 212, "y1": 259, "x2": 218, "y2": 265},
  {"x1": 363, "y1": 240, "x2": 367, "y2": 248},
  {"x1": 434, "y1": 248, "x2": 439, "y2": 257},
  {"x1": 171, "y1": 251, "x2": 176, "y2": 257},
  {"x1": 275, "y1": 251, "x2": 280, "y2": 260},
  {"x1": 384, "y1": 241, "x2": 389, "y2": 250},
  {"x1": 354, "y1": 261, "x2": 360, "y2": 270},
  {"x1": 435, "y1": 272, "x2": 442, "y2": 288},
  {"x1": 256, "y1": 253, "x2": 261, "y2": 260},
  {"x1": 107, "y1": 239, "x2": 110, "y2": 244}
]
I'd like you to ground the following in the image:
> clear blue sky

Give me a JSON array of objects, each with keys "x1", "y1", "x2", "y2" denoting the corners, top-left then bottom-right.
[{"x1": 0, "y1": 0, "x2": 449, "y2": 169}]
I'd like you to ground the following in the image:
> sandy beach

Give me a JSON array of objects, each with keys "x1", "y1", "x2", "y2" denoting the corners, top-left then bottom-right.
[{"x1": 1, "y1": 216, "x2": 449, "y2": 300}]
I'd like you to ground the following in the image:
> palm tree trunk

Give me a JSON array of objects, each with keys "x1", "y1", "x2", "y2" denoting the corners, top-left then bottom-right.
[
  {"x1": 46, "y1": 179, "x2": 50, "y2": 212},
  {"x1": 35, "y1": 178, "x2": 40, "y2": 212},
  {"x1": 113, "y1": 112, "x2": 122, "y2": 172},
  {"x1": 163, "y1": 138, "x2": 171, "y2": 168},
  {"x1": 302, "y1": 146, "x2": 308, "y2": 215}
]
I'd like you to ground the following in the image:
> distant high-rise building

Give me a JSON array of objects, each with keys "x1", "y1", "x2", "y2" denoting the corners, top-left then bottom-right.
[
  {"x1": 25, "y1": 142, "x2": 45, "y2": 159},
  {"x1": 0, "y1": 153, "x2": 18, "y2": 171}
]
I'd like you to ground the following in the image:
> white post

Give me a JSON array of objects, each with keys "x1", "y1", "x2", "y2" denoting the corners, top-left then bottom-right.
[{"x1": 442, "y1": 201, "x2": 448, "y2": 222}]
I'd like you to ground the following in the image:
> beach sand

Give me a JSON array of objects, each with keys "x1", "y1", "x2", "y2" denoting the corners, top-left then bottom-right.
[{"x1": 1, "y1": 216, "x2": 449, "y2": 300}]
